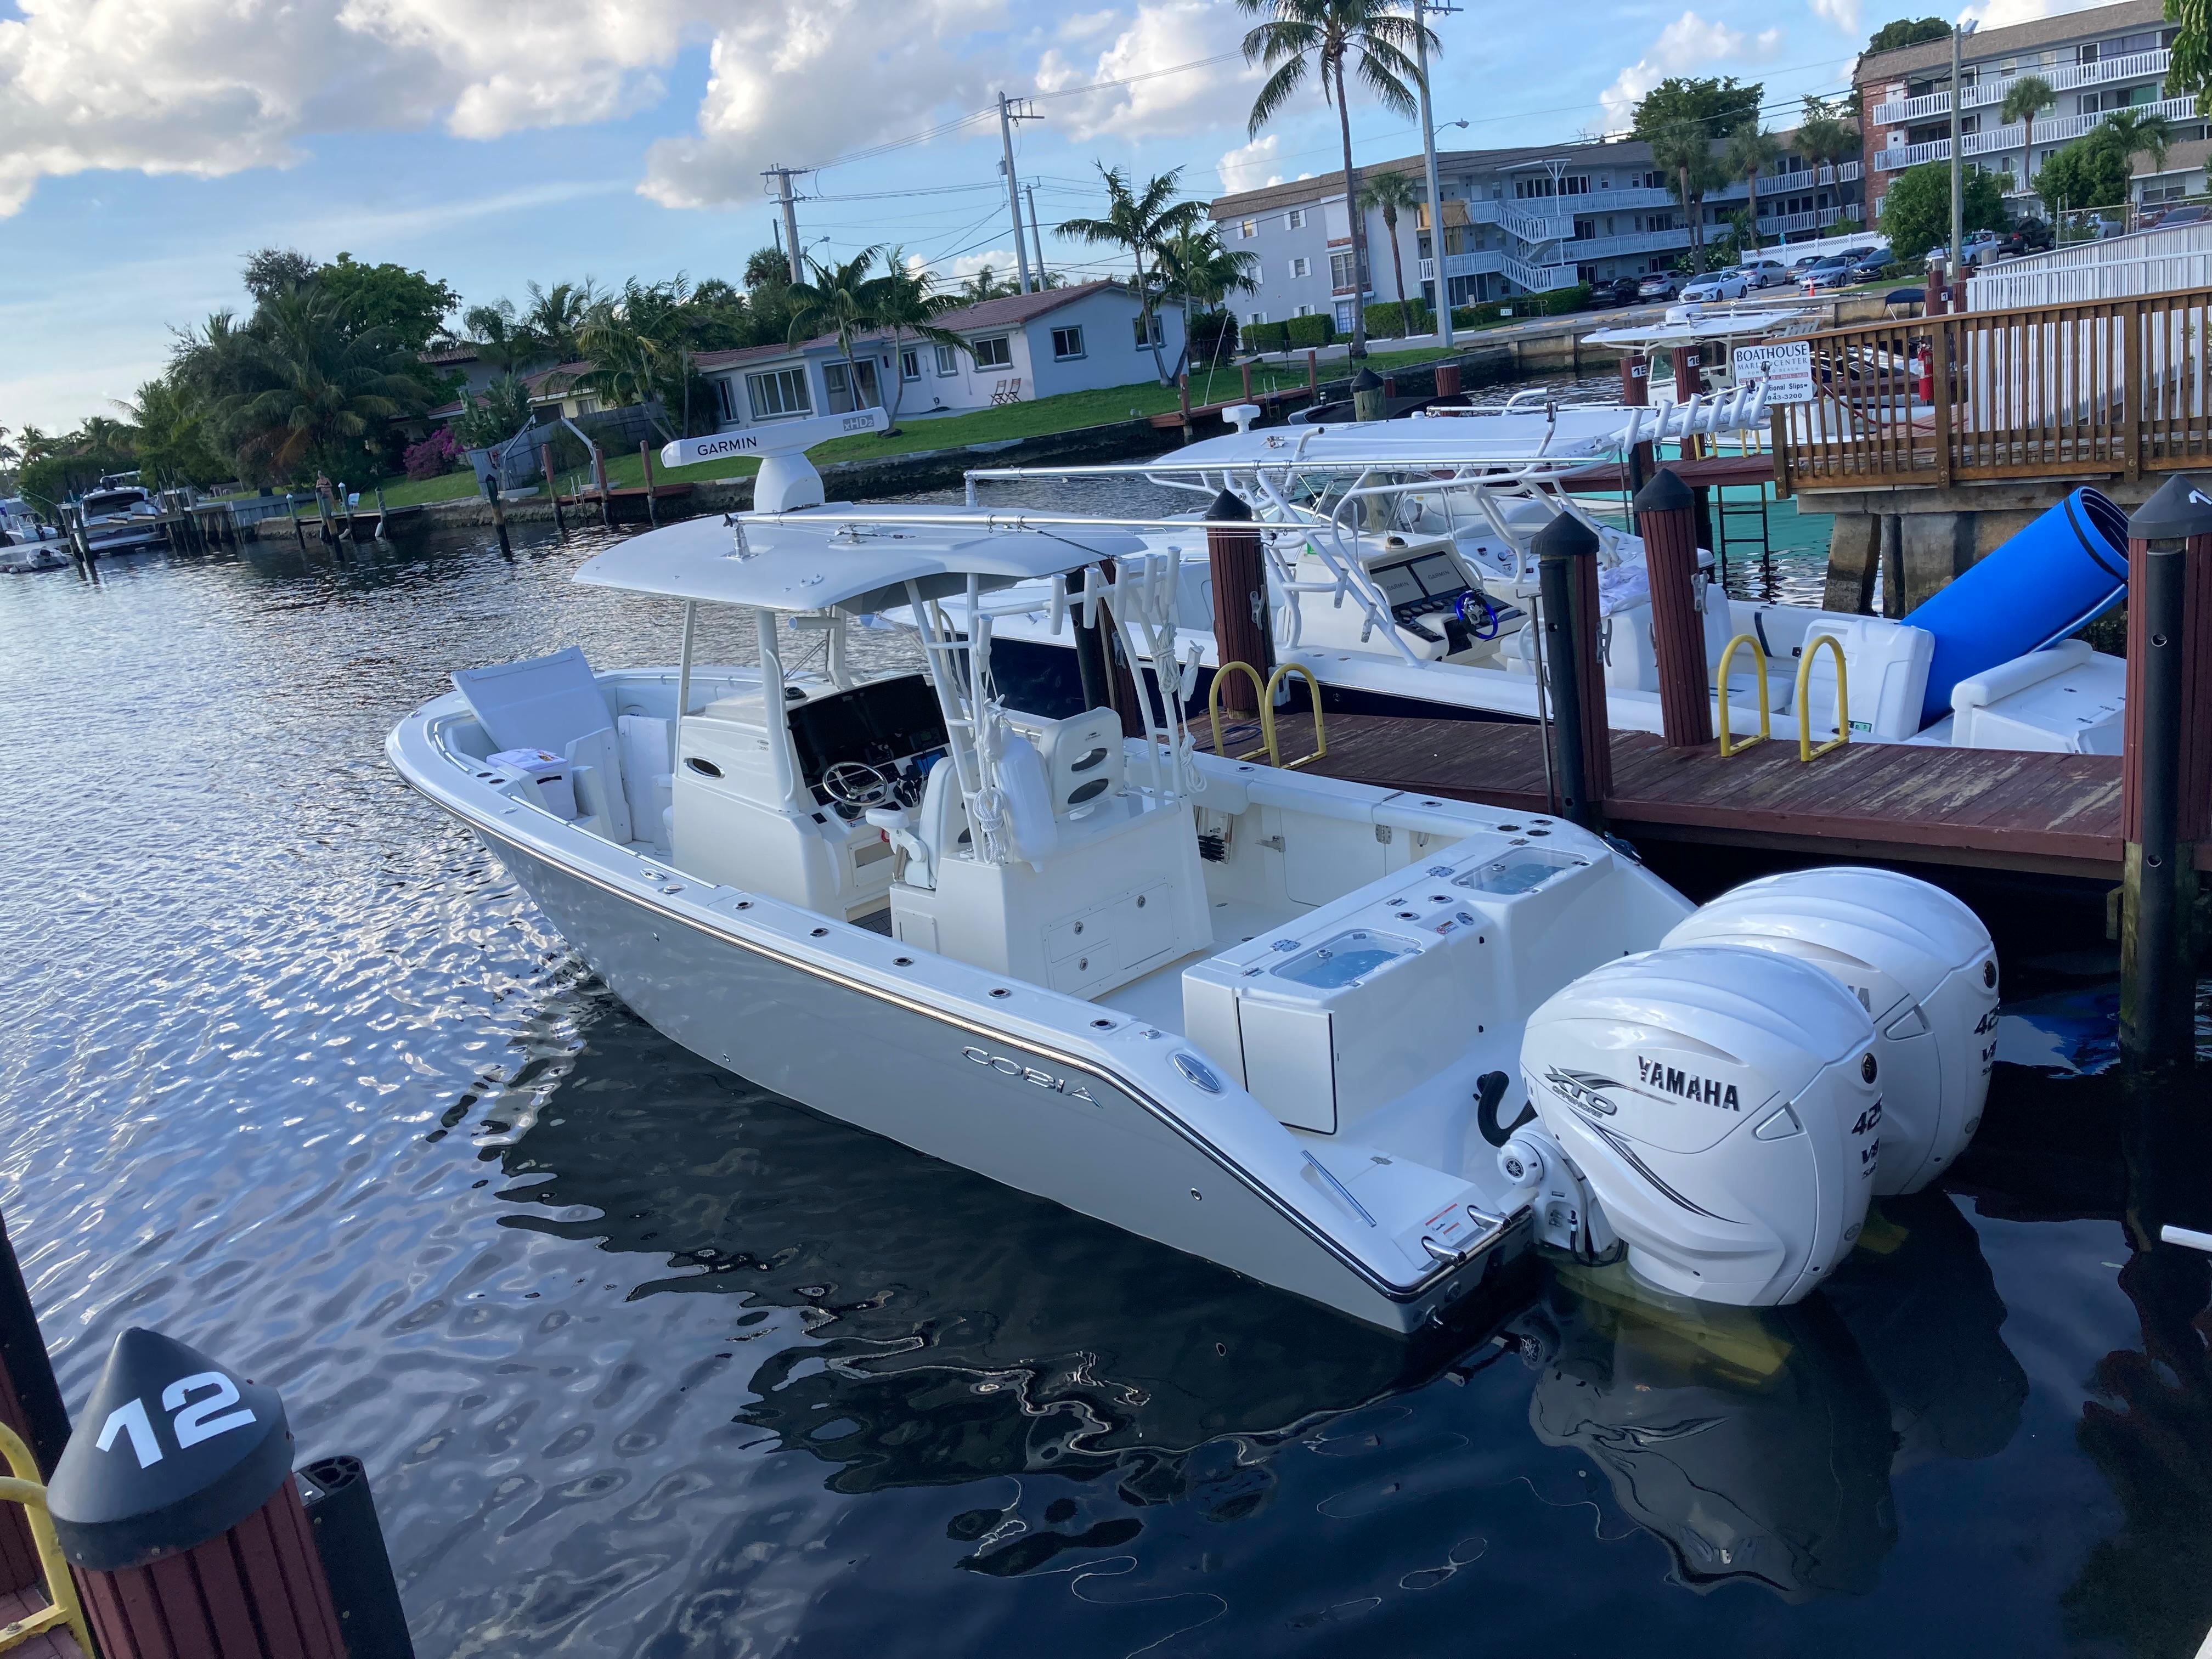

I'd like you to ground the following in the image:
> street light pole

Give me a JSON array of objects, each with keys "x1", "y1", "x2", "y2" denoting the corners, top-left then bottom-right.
[
  {"x1": 1948, "y1": 20, "x2": 1978, "y2": 288},
  {"x1": 1414, "y1": 0, "x2": 1458, "y2": 348}
]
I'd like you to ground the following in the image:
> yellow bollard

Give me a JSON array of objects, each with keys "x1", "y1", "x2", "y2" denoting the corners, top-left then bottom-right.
[
  {"x1": 1716, "y1": 633, "x2": 1771, "y2": 758},
  {"x1": 1796, "y1": 632, "x2": 1850, "y2": 762}
]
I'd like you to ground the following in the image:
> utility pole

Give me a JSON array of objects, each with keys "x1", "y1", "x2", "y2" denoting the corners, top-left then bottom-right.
[
  {"x1": 1414, "y1": 1, "x2": 1459, "y2": 348},
  {"x1": 1025, "y1": 182, "x2": 1049, "y2": 287},
  {"x1": 1948, "y1": 20, "x2": 1978, "y2": 290},
  {"x1": 763, "y1": 164, "x2": 810, "y2": 285},
  {"x1": 997, "y1": 93, "x2": 1042, "y2": 291}
]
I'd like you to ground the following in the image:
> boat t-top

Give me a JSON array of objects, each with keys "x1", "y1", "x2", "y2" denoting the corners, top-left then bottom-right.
[{"x1": 393, "y1": 503, "x2": 2003, "y2": 1330}]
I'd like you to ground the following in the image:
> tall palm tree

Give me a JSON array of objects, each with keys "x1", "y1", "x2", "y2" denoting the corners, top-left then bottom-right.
[
  {"x1": 1057, "y1": 165, "x2": 1206, "y2": 384},
  {"x1": 573, "y1": 278, "x2": 695, "y2": 442},
  {"x1": 955, "y1": 266, "x2": 1020, "y2": 303},
  {"x1": 787, "y1": 248, "x2": 889, "y2": 413},
  {"x1": 2103, "y1": 106, "x2": 2174, "y2": 177},
  {"x1": 1726, "y1": 128, "x2": 1784, "y2": 253},
  {"x1": 1650, "y1": 119, "x2": 1727, "y2": 270},
  {"x1": 1154, "y1": 224, "x2": 1260, "y2": 375},
  {"x1": 462, "y1": 298, "x2": 541, "y2": 374},
  {"x1": 1999, "y1": 74, "x2": 2057, "y2": 135},
  {"x1": 1356, "y1": 168, "x2": 1423, "y2": 323},
  {"x1": 521, "y1": 280, "x2": 600, "y2": 365},
  {"x1": 865, "y1": 253, "x2": 970, "y2": 427},
  {"x1": 1239, "y1": 0, "x2": 1436, "y2": 359},
  {"x1": 222, "y1": 287, "x2": 425, "y2": 477}
]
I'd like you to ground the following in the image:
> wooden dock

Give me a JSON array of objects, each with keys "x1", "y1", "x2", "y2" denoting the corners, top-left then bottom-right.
[{"x1": 1205, "y1": 712, "x2": 2188, "y2": 879}]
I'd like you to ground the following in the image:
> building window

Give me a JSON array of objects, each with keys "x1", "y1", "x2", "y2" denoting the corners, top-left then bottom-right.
[
  {"x1": 1560, "y1": 175, "x2": 1590, "y2": 195},
  {"x1": 1248, "y1": 310, "x2": 1266, "y2": 325},
  {"x1": 1295, "y1": 303, "x2": 1313, "y2": 317},
  {"x1": 1328, "y1": 249, "x2": 1369, "y2": 291},
  {"x1": 1050, "y1": 325, "x2": 1086, "y2": 360},
  {"x1": 746, "y1": 366, "x2": 810, "y2": 420},
  {"x1": 1287, "y1": 208, "x2": 1307, "y2": 229},
  {"x1": 822, "y1": 360, "x2": 880, "y2": 414},
  {"x1": 972, "y1": 335, "x2": 1012, "y2": 368},
  {"x1": 1239, "y1": 218, "x2": 1257, "y2": 239},
  {"x1": 900, "y1": 349, "x2": 921, "y2": 382},
  {"x1": 1514, "y1": 177, "x2": 1555, "y2": 199},
  {"x1": 935, "y1": 343, "x2": 960, "y2": 376},
  {"x1": 713, "y1": 377, "x2": 738, "y2": 423},
  {"x1": 1131, "y1": 313, "x2": 1164, "y2": 348},
  {"x1": 1290, "y1": 255, "x2": 1310, "y2": 278}
]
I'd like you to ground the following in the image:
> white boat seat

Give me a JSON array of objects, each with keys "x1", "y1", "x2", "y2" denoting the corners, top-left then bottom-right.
[
  {"x1": 1006, "y1": 706, "x2": 1124, "y2": 814},
  {"x1": 453, "y1": 647, "x2": 613, "y2": 756},
  {"x1": 899, "y1": 759, "x2": 971, "y2": 891}
]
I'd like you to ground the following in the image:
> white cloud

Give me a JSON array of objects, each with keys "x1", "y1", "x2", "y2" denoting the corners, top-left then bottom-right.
[
  {"x1": 1217, "y1": 134, "x2": 1284, "y2": 195},
  {"x1": 1599, "y1": 12, "x2": 1786, "y2": 129},
  {"x1": 924, "y1": 248, "x2": 1023, "y2": 285},
  {"x1": 1033, "y1": 0, "x2": 1258, "y2": 142},
  {"x1": 637, "y1": 0, "x2": 1004, "y2": 211},
  {"x1": 1809, "y1": 0, "x2": 1861, "y2": 32},
  {"x1": 1959, "y1": 0, "x2": 2107, "y2": 30}
]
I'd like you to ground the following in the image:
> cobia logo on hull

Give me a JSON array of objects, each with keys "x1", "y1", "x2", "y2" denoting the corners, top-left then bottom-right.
[{"x1": 962, "y1": 1046, "x2": 1098, "y2": 1104}]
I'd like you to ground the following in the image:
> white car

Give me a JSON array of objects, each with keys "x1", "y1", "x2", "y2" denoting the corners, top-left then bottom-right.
[{"x1": 1679, "y1": 269, "x2": 1751, "y2": 302}]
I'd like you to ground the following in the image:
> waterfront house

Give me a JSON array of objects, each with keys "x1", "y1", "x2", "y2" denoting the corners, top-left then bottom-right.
[
  {"x1": 1858, "y1": 0, "x2": 2208, "y2": 219},
  {"x1": 1208, "y1": 136, "x2": 1866, "y2": 318},
  {"x1": 691, "y1": 281, "x2": 1185, "y2": 433}
]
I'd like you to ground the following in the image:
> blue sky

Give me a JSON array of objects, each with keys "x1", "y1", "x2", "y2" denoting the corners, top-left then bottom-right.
[{"x1": 0, "y1": 0, "x2": 2078, "y2": 433}]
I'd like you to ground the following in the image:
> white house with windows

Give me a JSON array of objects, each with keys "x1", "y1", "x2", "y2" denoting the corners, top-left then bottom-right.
[{"x1": 692, "y1": 281, "x2": 1187, "y2": 433}]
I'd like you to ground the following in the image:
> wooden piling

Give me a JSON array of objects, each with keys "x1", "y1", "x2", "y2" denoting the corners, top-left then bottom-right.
[
  {"x1": 315, "y1": 485, "x2": 335, "y2": 544},
  {"x1": 0, "y1": 1206, "x2": 67, "y2": 1603},
  {"x1": 1351, "y1": 367, "x2": 1386, "y2": 423},
  {"x1": 1532, "y1": 514, "x2": 1611, "y2": 827},
  {"x1": 1432, "y1": 360, "x2": 1463, "y2": 400},
  {"x1": 1177, "y1": 373, "x2": 1193, "y2": 443},
  {"x1": 2118, "y1": 476, "x2": 2212, "y2": 1064},
  {"x1": 593, "y1": 448, "x2": 611, "y2": 529},
  {"x1": 640, "y1": 442, "x2": 659, "y2": 527},
  {"x1": 287, "y1": 492, "x2": 306, "y2": 551},
  {"x1": 1240, "y1": 362, "x2": 1253, "y2": 403},
  {"x1": 1306, "y1": 349, "x2": 1318, "y2": 398},
  {"x1": 1204, "y1": 489, "x2": 1270, "y2": 714},
  {"x1": 1636, "y1": 469, "x2": 1713, "y2": 747},
  {"x1": 372, "y1": 484, "x2": 389, "y2": 540},
  {"x1": 486, "y1": 478, "x2": 511, "y2": 557}
]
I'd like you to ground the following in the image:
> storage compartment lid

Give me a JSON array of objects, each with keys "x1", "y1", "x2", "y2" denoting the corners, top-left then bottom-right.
[{"x1": 1272, "y1": 928, "x2": 1420, "y2": 991}]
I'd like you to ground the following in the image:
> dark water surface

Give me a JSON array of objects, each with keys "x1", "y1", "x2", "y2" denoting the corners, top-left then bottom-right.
[{"x1": 1, "y1": 515, "x2": 2207, "y2": 1659}]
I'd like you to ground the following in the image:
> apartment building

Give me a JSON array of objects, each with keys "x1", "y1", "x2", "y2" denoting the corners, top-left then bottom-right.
[
  {"x1": 1209, "y1": 136, "x2": 1864, "y2": 323},
  {"x1": 1860, "y1": 0, "x2": 2210, "y2": 216}
]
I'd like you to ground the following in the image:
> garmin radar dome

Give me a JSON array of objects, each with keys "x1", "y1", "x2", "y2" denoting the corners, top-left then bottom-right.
[
  {"x1": 1660, "y1": 868, "x2": 1997, "y2": 1195},
  {"x1": 1516, "y1": 946, "x2": 1882, "y2": 1309}
]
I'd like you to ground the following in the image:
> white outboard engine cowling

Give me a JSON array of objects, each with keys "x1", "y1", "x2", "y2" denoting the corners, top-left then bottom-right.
[
  {"x1": 1661, "y1": 868, "x2": 1997, "y2": 1195},
  {"x1": 1520, "y1": 946, "x2": 1881, "y2": 1308}
]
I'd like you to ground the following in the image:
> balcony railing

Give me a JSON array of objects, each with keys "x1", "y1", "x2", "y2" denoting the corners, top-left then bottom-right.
[
  {"x1": 1501, "y1": 254, "x2": 1581, "y2": 292},
  {"x1": 1560, "y1": 228, "x2": 1689, "y2": 260},
  {"x1": 1416, "y1": 251, "x2": 1506, "y2": 281},
  {"x1": 1871, "y1": 50, "x2": 2176, "y2": 125},
  {"x1": 1879, "y1": 97, "x2": 2208, "y2": 172},
  {"x1": 1756, "y1": 204, "x2": 1863, "y2": 236}
]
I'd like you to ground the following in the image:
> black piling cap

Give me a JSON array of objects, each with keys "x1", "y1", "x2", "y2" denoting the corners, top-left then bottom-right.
[
  {"x1": 1633, "y1": 466, "x2": 1695, "y2": 515},
  {"x1": 1352, "y1": 367, "x2": 1384, "y2": 391},
  {"x1": 47, "y1": 1328, "x2": 295, "y2": 1573},
  {"x1": 1532, "y1": 514, "x2": 1601, "y2": 561},
  {"x1": 1204, "y1": 487, "x2": 1251, "y2": 521},
  {"x1": 2128, "y1": 474, "x2": 2212, "y2": 543}
]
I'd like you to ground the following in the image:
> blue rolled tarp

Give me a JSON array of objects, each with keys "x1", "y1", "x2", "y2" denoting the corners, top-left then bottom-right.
[{"x1": 1903, "y1": 486, "x2": 2129, "y2": 727}]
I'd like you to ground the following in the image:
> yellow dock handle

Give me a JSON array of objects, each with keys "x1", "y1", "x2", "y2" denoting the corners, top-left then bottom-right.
[
  {"x1": 1261, "y1": 662, "x2": 1329, "y2": 769},
  {"x1": 1206, "y1": 660, "x2": 1271, "y2": 763},
  {"x1": 0, "y1": 1423, "x2": 93, "y2": 1659},
  {"x1": 1716, "y1": 633, "x2": 1770, "y2": 758},
  {"x1": 1796, "y1": 632, "x2": 1850, "y2": 762}
]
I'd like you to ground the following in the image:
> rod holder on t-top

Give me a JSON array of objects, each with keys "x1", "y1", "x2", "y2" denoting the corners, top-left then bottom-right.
[{"x1": 662, "y1": 407, "x2": 891, "y2": 514}]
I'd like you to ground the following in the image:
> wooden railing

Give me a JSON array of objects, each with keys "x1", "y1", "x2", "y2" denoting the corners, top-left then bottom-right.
[{"x1": 1774, "y1": 286, "x2": 2212, "y2": 493}]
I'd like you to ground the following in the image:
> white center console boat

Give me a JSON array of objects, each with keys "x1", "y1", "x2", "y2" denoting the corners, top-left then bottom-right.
[{"x1": 392, "y1": 508, "x2": 2002, "y2": 1330}]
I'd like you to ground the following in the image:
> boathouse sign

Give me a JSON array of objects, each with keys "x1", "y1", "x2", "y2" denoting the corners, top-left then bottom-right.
[{"x1": 1731, "y1": 340, "x2": 1815, "y2": 404}]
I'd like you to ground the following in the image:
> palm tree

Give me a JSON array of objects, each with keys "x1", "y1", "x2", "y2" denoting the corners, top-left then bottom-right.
[
  {"x1": 1725, "y1": 127, "x2": 1784, "y2": 253},
  {"x1": 1154, "y1": 224, "x2": 1260, "y2": 376},
  {"x1": 221, "y1": 287, "x2": 425, "y2": 477},
  {"x1": 1239, "y1": 0, "x2": 1436, "y2": 359},
  {"x1": 866, "y1": 252, "x2": 970, "y2": 426},
  {"x1": 787, "y1": 248, "x2": 889, "y2": 413},
  {"x1": 1999, "y1": 74, "x2": 2057, "y2": 137},
  {"x1": 574, "y1": 279, "x2": 693, "y2": 442},
  {"x1": 955, "y1": 266, "x2": 1020, "y2": 303},
  {"x1": 521, "y1": 280, "x2": 600, "y2": 365},
  {"x1": 1057, "y1": 165, "x2": 1206, "y2": 385},
  {"x1": 1650, "y1": 119, "x2": 1727, "y2": 270},
  {"x1": 1357, "y1": 168, "x2": 1423, "y2": 324},
  {"x1": 2103, "y1": 106, "x2": 2174, "y2": 179},
  {"x1": 461, "y1": 298, "x2": 540, "y2": 374}
]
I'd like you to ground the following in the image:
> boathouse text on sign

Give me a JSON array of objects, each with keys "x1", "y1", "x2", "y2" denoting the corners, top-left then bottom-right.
[{"x1": 1731, "y1": 341, "x2": 1815, "y2": 404}]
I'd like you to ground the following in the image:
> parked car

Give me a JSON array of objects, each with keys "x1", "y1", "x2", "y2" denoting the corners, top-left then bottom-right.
[
  {"x1": 1961, "y1": 229, "x2": 2004, "y2": 267},
  {"x1": 1846, "y1": 250, "x2": 1895, "y2": 283},
  {"x1": 1801, "y1": 257, "x2": 1855, "y2": 291},
  {"x1": 1737, "y1": 258, "x2": 1789, "y2": 289},
  {"x1": 1790, "y1": 251, "x2": 1831, "y2": 270},
  {"x1": 1997, "y1": 218, "x2": 2055, "y2": 256},
  {"x1": 1592, "y1": 275, "x2": 1645, "y2": 306},
  {"x1": 2142, "y1": 203, "x2": 2208, "y2": 230},
  {"x1": 1679, "y1": 269, "x2": 1751, "y2": 301},
  {"x1": 1637, "y1": 272, "x2": 1681, "y2": 301}
]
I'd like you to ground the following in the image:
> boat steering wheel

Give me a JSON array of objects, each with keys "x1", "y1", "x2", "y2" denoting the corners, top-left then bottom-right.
[{"x1": 821, "y1": 760, "x2": 896, "y2": 809}]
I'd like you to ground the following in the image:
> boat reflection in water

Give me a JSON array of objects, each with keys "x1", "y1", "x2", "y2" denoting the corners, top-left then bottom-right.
[
  {"x1": 492, "y1": 991, "x2": 2043, "y2": 1611},
  {"x1": 1510, "y1": 1187, "x2": 2027, "y2": 1601}
]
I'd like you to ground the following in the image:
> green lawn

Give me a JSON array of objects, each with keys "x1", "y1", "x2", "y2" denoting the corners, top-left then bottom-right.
[{"x1": 345, "y1": 345, "x2": 1520, "y2": 508}]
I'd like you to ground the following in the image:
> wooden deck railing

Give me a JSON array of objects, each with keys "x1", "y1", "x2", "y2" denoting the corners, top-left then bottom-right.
[{"x1": 1773, "y1": 286, "x2": 2212, "y2": 493}]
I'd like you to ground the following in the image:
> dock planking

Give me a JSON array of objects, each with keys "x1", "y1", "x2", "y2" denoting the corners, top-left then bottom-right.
[{"x1": 1202, "y1": 712, "x2": 2172, "y2": 878}]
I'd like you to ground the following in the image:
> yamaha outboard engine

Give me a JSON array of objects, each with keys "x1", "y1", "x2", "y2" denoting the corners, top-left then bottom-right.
[
  {"x1": 1515, "y1": 946, "x2": 1881, "y2": 1308},
  {"x1": 1661, "y1": 868, "x2": 1997, "y2": 1195}
]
